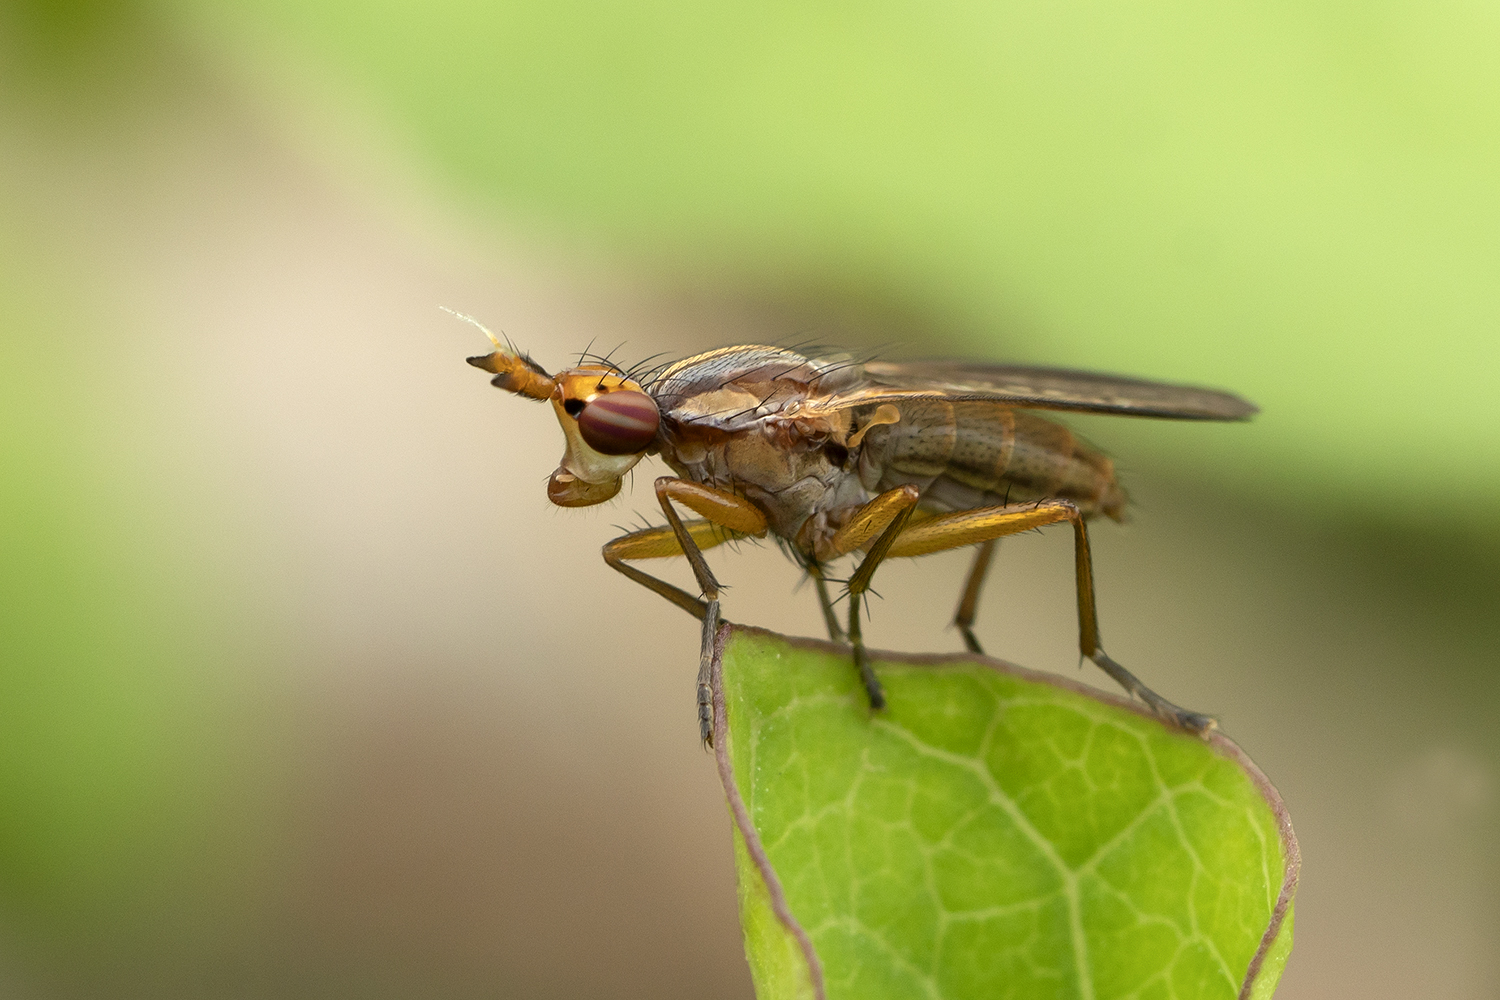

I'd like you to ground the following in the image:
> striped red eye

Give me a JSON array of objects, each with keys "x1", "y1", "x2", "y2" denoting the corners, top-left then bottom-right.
[{"x1": 576, "y1": 390, "x2": 660, "y2": 455}]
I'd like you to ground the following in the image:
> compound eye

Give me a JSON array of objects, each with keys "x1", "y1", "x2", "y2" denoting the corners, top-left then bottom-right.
[{"x1": 577, "y1": 390, "x2": 660, "y2": 455}]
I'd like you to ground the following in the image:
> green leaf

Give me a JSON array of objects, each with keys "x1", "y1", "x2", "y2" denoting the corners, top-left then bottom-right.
[{"x1": 712, "y1": 625, "x2": 1298, "y2": 1000}]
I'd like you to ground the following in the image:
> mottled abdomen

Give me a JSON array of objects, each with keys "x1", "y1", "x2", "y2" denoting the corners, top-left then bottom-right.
[{"x1": 856, "y1": 400, "x2": 1126, "y2": 520}]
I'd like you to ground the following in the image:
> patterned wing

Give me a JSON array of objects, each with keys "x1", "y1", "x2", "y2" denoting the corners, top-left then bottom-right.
[{"x1": 828, "y1": 359, "x2": 1258, "y2": 420}]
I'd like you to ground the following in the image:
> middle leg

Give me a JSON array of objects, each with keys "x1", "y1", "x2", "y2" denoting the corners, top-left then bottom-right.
[
  {"x1": 804, "y1": 559, "x2": 845, "y2": 643},
  {"x1": 824, "y1": 485, "x2": 922, "y2": 709}
]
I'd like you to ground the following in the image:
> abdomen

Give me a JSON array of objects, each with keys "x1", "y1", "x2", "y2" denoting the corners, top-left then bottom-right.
[{"x1": 856, "y1": 401, "x2": 1125, "y2": 520}]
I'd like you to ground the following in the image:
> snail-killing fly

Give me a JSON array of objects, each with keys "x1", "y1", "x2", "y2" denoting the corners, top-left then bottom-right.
[{"x1": 462, "y1": 315, "x2": 1256, "y2": 744}]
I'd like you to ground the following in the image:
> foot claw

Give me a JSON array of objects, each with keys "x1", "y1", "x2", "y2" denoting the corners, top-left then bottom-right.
[{"x1": 1175, "y1": 710, "x2": 1218, "y2": 739}]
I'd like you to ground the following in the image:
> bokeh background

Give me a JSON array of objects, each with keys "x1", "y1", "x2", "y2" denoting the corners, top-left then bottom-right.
[{"x1": 2, "y1": 1, "x2": 1497, "y2": 996}]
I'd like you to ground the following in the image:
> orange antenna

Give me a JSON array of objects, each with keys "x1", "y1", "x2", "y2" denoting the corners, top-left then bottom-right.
[{"x1": 444, "y1": 306, "x2": 555, "y2": 401}]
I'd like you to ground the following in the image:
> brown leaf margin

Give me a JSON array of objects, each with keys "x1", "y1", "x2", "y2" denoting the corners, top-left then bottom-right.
[{"x1": 710, "y1": 622, "x2": 1301, "y2": 1000}]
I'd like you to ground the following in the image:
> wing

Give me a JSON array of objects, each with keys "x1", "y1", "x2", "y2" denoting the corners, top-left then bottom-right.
[{"x1": 833, "y1": 359, "x2": 1258, "y2": 420}]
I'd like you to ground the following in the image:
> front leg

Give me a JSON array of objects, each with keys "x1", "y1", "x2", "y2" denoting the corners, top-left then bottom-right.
[{"x1": 652, "y1": 478, "x2": 768, "y2": 744}]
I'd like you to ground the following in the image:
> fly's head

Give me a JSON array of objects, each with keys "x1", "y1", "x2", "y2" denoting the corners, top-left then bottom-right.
[
  {"x1": 542, "y1": 367, "x2": 659, "y2": 506},
  {"x1": 463, "y1": 318, "x2": 659, "y2": 508}
]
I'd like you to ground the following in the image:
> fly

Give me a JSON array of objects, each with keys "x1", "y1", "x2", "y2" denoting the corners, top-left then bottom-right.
[{"x1": 461, "y1": 315, "x2": 1257, "y2": 744}]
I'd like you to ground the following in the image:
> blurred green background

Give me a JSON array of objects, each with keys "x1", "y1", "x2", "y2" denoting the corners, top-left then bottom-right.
[{"x1": 1, "y1": 0, "x2": 1496, "y2": 996}]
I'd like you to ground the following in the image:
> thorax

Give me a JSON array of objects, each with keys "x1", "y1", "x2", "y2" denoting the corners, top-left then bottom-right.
[{"x1": 650, "y1": 347, "x2": 870, "y2": 549}]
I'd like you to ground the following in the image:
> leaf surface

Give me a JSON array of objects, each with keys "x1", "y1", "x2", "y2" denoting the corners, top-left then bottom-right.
[{"x1": 712, "y1": 626, "x2": 1297, "y2": 1000}]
